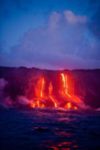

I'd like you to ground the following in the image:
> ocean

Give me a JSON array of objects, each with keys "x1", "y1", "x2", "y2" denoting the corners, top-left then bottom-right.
[{"x1": 0, "y1": 107, "x2": 100, "y2": 150}]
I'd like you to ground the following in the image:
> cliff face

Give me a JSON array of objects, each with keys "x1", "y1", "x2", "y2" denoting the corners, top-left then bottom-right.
[
  {"x1": 0, "y1": 66, "x2": 100, "y2": 109},
  {"x1": 71, "y1": 70, "x2": 100, "y2": 108}
]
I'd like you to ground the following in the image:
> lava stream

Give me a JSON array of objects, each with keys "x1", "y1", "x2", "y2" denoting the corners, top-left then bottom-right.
[
  {"x1": 30, "y1": 77, "x2": 45, "y2": 108},
  {"x1": 30, "y1": 73, "x2": 84, "y2": 110},
  {"x1": 60, "y1": 73, "x2": 85, "y2": 109},
  {"x1": 48, "y1": 82, "x2": 57, "y2": 108}
]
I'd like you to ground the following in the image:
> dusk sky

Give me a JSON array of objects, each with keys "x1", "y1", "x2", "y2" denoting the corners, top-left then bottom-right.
[{"x1": 0, "y1": 0, "x2": 100, "y2": 69}]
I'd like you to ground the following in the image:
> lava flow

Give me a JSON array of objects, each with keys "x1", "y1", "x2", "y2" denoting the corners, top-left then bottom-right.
[
  {"x1": 30, "y1": 72, "x2": 84, "y2": 110},
  {"x1": 30, "y1": 77, "x2": 45, "y2": 108}
]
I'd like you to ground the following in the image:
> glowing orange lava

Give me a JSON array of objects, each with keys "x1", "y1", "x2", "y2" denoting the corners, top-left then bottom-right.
[
  {"x1": 48, "y1": 82, "x2": 57, "y2": 108},
  {"x1": 30, "y1": 77, "x2": 45, "y2": 108},
  {"x1": 35, "y1": 77, "x2": 45, "y2": 98},
  {"x1": 30, "y1": 73, "x2": 82, "y2": 110},
  {"x1": 60, "y1": 73, "x2": 82, "y2": 109},
  {"x1": 60, "y1": 73, "x2": 71, "y2": 98}
]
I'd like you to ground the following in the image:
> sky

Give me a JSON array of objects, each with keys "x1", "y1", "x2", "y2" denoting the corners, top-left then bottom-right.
[{"x1": 0, "y1": 0, "x2": 100, "y2": 69}]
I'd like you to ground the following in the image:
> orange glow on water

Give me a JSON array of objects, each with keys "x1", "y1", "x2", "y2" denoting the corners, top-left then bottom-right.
[{"x1": 30, "y1": 72, "x2": 82, "y2": 110}]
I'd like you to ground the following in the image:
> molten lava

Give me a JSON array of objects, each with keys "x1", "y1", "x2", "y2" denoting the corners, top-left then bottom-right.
[
  {"x1": 30, "y1": 72, "x2": 83, "y2": 110},
  {"x1": 35, "y1": 77, "x2": 45, "y2": 98},
  {"x1": 60, "y1": 73, "x2": 71, "y2": 98},
  {"x1": 48, "y1": 82, "x2": 57, "y2": 108},
  {"x1": 30, "y1": 77, "x2": 45, "y2": 108}
]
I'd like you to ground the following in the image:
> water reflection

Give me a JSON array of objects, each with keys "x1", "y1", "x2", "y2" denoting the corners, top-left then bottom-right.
[
  {"x1": 33, "y1": 124, "x2": 78, "y2": 149},
  {"x1": 34, "y1": 126, "x2": 79, "y2": 150},
  {"x1": 30, "y1": 109, "x2": 80, "y2": 149},
  {"x1": 24, "y1": 109, "x2": 100, "y2": 150},
  {"x1": 46, "y1": 141, "x2": 78, "y2": 150}
]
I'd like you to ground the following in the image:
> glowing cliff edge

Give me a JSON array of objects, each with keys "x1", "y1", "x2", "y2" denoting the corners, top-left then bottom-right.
[{"x1": 29, "y1": 73, "x2": 86, "y2": 110}]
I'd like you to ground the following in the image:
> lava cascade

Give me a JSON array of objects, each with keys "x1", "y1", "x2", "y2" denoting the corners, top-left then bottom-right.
[{"x1": 30, "y1": 73, "x2": 84, "y2": 110}]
